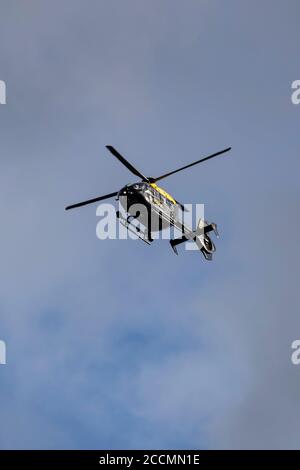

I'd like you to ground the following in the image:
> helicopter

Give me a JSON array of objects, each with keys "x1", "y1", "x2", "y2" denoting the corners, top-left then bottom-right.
[{"x1": 65, "y1": 145, "x2": 231, "y2": 260}]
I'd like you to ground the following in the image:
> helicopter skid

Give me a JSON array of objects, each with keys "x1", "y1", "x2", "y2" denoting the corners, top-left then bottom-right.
[{"x1": 116, "y1": 211, "x2": 152, "y2": 245}]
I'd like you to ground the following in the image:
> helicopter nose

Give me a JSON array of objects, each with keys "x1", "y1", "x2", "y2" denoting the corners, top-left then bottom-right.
[{"x1": 119, "y1": 187, "x2": 128, "y2": 196}]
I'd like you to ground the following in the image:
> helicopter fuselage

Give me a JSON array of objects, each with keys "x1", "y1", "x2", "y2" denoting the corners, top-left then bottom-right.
[{"x1": 118, "y1": 182, "x2": 178, "y2": 232}]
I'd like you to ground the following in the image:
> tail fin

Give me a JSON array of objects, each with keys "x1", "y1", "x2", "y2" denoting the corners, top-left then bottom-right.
[
  {"x1": 170, "y1": 219, "x2": 219, "y2": 260},
  {"x1": 195, "y1": 219, "x2": 217, "y2": 260}
]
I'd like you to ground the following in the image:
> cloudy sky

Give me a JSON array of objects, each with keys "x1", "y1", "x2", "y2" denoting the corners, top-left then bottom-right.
[{"x1": 0, "y1": 0, "x2": 300, "y2": 449}]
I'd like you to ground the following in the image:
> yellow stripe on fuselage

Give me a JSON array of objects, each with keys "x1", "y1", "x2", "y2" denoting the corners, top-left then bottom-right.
[{"x1": 150, "y1": 183, "x2": 176, "y2": 205}]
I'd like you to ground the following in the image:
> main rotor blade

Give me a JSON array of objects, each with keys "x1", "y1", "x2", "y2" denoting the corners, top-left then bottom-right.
[
  {"x1": 151, "y1": 147, "x2": 231, "y2": 183},
  {"x1": 106, "y1": 145, "x2": 149, "y2": 181},
  {"x1": 65, "y1": 191, "x2": 118, "y2": 210}
]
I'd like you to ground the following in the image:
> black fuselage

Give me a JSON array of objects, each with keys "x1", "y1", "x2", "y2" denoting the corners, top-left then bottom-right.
[{"x1": 118, "y1": 182, "x2": 177, "y2": 232}]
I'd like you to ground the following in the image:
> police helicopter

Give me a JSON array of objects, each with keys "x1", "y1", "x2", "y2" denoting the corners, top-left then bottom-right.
[{"x1": 65, "y1": 145, "x2": 231, "y2": 260}]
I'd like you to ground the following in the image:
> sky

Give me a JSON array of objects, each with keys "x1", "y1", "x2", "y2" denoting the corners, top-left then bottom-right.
[{"x1": 0, "y1": 0, "x2": 300, "y2": 449}]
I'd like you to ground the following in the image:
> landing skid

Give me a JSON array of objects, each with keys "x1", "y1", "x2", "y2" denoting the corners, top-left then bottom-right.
[{"x1": 116, "y1": 211, "x2": 152, "y2": 245}]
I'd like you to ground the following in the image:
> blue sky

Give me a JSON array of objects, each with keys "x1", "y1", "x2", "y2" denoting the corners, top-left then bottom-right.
[{"x1": 0, "y1": 0, "x2": 300, "y2": 449}]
